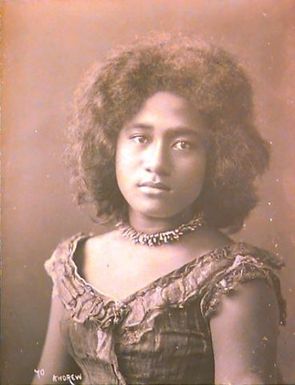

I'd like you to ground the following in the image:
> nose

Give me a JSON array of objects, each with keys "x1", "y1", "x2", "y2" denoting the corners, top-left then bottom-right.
[{"x1": 143, "y1": 141, "x2": 170, "y2": 176}]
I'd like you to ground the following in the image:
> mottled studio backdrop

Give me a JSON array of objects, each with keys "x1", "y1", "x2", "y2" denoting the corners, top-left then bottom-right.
[{"x1": 2, "y1": 1, "x2": 295, "y2": 384}]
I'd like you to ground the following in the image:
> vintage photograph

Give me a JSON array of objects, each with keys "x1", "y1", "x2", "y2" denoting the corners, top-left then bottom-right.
[{"x1": 2, "y1": 1, "x2": 295, "y2": 384}]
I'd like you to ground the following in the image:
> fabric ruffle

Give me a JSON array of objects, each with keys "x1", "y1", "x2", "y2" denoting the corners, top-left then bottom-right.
[
  {"x1": 45, "y1": 234, "x2": 131, "y2": 385},
  {"x1": 45, "y1": 233, "x2": 286, "y2": 329},
  {"x1": 199, "y1": 252, "x2": 286, "y2": 324},
  {"x1": 44, "y1": 234, "x2": 130, "y2": 327},
  {"x1": 45, "y1": 234, "x2": 286, "y2": 385}
]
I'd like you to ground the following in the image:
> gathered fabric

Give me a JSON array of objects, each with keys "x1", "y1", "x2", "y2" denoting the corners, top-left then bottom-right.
[{"x1": 45, "y1": 233, "x2": 286, "y2": 385}]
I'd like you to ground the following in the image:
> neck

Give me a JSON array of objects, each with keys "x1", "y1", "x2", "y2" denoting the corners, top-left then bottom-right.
[{"x1": 128, "y1": 209, "x2": 195, "y2": 234}]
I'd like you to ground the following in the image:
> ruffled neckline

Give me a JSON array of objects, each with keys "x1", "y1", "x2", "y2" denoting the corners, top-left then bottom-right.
[
  {"x1": 45, "y1": 232, "x2": 285, "y2": 327},
  {"x1": 45, "y1": 233, "x2": 286, "y2": 385},
  {"x1": 68, "y1": 233, "x2": 230, "y2": 304},
  {"x1": 66, "y1": 232, "x2": 283, "y2": 305}
]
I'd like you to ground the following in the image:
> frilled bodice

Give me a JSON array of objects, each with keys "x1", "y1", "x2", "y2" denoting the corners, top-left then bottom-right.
[{"x1": 45, "y1": 233, "x2": 286, "y2": 385}]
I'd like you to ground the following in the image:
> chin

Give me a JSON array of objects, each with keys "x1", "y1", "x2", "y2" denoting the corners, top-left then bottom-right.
[{"x1": 131, "y1": 201, "x2": 191, "y2": 220}]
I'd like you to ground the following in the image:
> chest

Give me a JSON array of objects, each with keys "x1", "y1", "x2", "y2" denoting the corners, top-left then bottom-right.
[{"x1": 82, "y1": 245, "x2": 196, "y2": 301}]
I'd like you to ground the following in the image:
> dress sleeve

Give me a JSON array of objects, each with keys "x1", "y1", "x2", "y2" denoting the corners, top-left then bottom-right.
[
  {"x1": 200, "y1": 246, "x2": 287, "y2": 325},
  {"x1": 44, "y1": 237, "x2": 70, "y2": 298},
  {"x1": 44, "y1": 233, "x2": 85, "y2": 299}
]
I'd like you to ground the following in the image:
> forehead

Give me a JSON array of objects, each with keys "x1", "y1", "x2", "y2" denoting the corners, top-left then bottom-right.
[
  {"x1": 127, "y1": 91, "x2": 202, "y2": 129},
  {"x1": 143, "y1": 91, "x2": 189, "y2": 111}
]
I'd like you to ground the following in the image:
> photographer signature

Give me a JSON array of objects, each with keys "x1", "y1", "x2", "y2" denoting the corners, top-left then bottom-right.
[{"x1": 34, "y1": 369, "x2": 82, "y2": 384}]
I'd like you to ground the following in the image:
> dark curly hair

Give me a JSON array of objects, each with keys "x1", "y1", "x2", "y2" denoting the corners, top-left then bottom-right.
[{"x1": 66, "y1": 33, "x2": 270, "y2": 230}]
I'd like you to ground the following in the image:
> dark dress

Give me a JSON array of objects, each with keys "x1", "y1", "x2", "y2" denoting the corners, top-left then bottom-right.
[{"x1": 45, "y1": 233, "x2": 286, "y2": 385}]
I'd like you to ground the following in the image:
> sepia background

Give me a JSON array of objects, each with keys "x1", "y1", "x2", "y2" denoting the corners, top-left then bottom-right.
[{"x1": 2, "y1": 1, "x2": 295, "y2": 384}]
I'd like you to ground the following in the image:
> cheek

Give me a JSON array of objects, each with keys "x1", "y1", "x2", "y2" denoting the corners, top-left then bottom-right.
[
  {"x1": 178, "y1": 157, "x2": 207, "y2": 198},
  {"x1": 115, "y1": 152, "x2": 126, "y2": 189},
  {"x1": 116, "y1": 136, "x2": 128, "y2": 173},
  {"x1": 116, "y1": 133, "x2": 137, "y2": 166},
  {"x1": 115, "y1": 139, "x2": 125, "y2": 190},
  {"x1": 115, "y1": 140, "x2": 137, "y2": 195},
  {"x1": 181, "y1": 155, "x2": 207, "y2": 181},
  {"x1": 116, "y1": 147, "x2": 136, "y2": 178}
]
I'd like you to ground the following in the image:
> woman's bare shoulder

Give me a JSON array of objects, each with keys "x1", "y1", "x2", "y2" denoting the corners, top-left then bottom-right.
[
  {"x1": 202, "y1": 227, "x2": 233, "y2": 247},
  {"x1": 83, "y1": 228, "x2": 124, "y2": 255},
  {"x1": 187, "y1": 227, "x2": 233, "y2": 257},
  {"x1": 78, "y1": 228, "x2": 130, "y2": 273}
]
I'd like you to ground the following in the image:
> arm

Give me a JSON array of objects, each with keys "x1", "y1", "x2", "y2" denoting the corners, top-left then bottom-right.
[
  {"x1": 210, "y1": 280, "x2": 280, "y2": 385},
  {"x1": 32, "y1": 295, "x2": 79, "y2": 385}
]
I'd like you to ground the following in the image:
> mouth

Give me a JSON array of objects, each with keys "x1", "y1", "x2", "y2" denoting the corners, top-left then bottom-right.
[{"x1": 138, "y1": 181, "x2": 171, "y2": 192}]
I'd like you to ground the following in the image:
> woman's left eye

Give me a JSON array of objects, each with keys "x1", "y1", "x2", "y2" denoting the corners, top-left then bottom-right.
[{"x1": 173, "y1": 140, "x2": 192, "y2": 150}]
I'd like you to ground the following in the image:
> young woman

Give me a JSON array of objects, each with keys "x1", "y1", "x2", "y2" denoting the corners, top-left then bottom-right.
[{"x1": 33, "y1": 34, "x2": 286, "y2": 385}]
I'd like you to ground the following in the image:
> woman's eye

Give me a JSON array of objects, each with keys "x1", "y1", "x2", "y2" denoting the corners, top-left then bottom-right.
[
  {"x1": 173, "y1": 140, "x2": 192, "y2": 150},
  {"x1": 130, "y1": 135, "x2": 149, "y2": 144}
]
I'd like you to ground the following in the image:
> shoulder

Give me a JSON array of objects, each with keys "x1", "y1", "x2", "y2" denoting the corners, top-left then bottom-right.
[
  {"x1": 44, "y1": 233, "x2": 87, "y2": 274},
  {"x1": 80, "y1": 228, "x2": 128, "y2": 269},
  {"x1": 194, "y1": 227, "x2": 284, "y2": 270},
  {"x1": 210, "y1": 279, "x2": 280, "y2": 325},
  {"x1": 44, "y1": 231, "x2": 119, "y2": 322},
  {"x1": 198, "y1": 227, "x2": 232, "y2": 251},
  {"x1": 197, "y1": 236, "x2": 286, "y2": 326},
  {"x1": 44, "y1": 230, "x2": 120, "y2": 268},
  {"x1": 183, "y1": 227, "x2": 233, "y2": 262},
  {"x1": 82, "y1": 229, "x2": 122, "y2": 257}
]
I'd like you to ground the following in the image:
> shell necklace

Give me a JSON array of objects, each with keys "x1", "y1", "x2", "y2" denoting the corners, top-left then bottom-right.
[{"x1": 118, "y1": 214, "x2": 205, "y2": 247}]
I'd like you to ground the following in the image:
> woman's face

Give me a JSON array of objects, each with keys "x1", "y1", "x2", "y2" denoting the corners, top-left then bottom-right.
[{"x1": 116, "y1": 91, "x2": 207, "y2": 222}]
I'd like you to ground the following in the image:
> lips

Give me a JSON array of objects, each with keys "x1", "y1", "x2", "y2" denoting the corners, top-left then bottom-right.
[{"x1": 138, "y1": 181, "x2": 170, "y2": 191}]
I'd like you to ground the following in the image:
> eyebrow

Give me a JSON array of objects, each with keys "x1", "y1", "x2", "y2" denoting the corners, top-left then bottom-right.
[
  {"x1": 124, "y1": 123, "x2": 153, "y2": 131},
  {"x1": 125, "y1": 123, "x2": 203, "y2": 137}
]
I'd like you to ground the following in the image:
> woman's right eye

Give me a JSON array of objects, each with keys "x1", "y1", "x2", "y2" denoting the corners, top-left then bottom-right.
[{"x1": 130, "y1": 135, "x2": 149, "y2": 144}]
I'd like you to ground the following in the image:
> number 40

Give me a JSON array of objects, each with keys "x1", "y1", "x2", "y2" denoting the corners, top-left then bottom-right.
[{"x1": 34, "y1": 368, "x2": 45, "y2": 378}]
